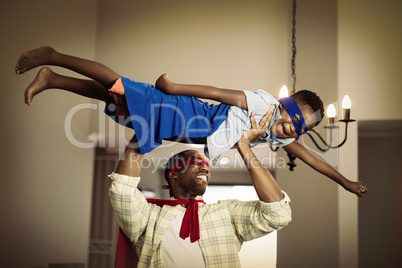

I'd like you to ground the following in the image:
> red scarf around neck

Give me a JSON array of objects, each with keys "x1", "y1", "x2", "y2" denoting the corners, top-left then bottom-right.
[{"x1": 115, "y1": 198, "x2": 205, "y2": 268}]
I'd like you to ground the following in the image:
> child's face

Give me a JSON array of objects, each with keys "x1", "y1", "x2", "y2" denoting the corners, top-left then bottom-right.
[{"x1": 270, "y1": 103, "x2": 319, "y2": 138}]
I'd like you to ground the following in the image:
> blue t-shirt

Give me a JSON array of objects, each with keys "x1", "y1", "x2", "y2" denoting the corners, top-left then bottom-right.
[{"x1": 104, "y1": 76, "x2": 230, "y2": 154}]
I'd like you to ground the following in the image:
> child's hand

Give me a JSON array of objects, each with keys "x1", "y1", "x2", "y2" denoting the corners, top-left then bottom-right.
[
  {"x1": 344, "y1": 181, "x2": 368, "y2": 197},
  {"x1": 238, "y1": 107, "x2": 274, "y2": 146}
]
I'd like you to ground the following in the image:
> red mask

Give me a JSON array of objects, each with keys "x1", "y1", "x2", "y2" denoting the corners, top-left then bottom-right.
[{"x1": 167, "y1": 155, "x2": 209, "y2": 177}]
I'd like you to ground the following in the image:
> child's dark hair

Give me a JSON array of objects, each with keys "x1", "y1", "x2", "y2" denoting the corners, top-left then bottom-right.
[{"x1": 291, "y1": 90, "x2": 324, "y2": 126}]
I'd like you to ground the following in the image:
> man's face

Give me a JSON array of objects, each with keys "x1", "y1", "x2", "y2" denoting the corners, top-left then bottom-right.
[
  {"x1": 173, "y1": 151, "x2": 210, "y2": 197},
  {"x1": 270, "y1": 103, "x2": 319, "y2": 138}
]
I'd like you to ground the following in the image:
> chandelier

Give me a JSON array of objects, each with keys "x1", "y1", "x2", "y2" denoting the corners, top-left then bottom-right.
[{"x1": 272, "y1": 0, "x2": 356, "y2": 171}]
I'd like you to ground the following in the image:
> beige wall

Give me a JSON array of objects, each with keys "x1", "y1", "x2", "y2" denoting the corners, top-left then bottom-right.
[
  {"x1": 339, "y1": 0, "x2": 402, "y2": 121},
  {"x1": 338, "y1": 0, "x2": 402, "y2": 267},
  {"x1": 1, "y1": 1, "x2": 97, "y2": 267}
]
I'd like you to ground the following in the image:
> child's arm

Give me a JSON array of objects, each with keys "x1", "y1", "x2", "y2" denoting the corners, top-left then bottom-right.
[
  {"x1": 155, "y1": 73, "x2": 248, "y2": 110},
  {"x1": 283, "y1": 141, "x2": 368, "y2": 197}
]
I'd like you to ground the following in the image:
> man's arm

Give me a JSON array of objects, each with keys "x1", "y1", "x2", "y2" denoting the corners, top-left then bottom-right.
[
  {"x1": 283, "y1": 141, "x2": 368, "y2": 197},
  {"x1": 230, "y1": 108, "x2": 291, "y2": 242},
  {"x1": 115, "y1": 135, "x2": 143, "y2": 177},
  {"x1": 237, "y1": 108, "x2": 284, "y2": 203},
  {"x1": 109, "y1": 134, "x2": 149, "y2": 243}
]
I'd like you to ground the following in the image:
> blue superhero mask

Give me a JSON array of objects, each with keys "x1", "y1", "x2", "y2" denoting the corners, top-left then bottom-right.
[{"x1": 279, "y1": 96, "x2": 308, "y2": 136}]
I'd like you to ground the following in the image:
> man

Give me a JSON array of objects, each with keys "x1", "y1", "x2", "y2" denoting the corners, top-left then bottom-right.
[{"x1": 109, "y1": 109, "x2": 292, "y2": 268}]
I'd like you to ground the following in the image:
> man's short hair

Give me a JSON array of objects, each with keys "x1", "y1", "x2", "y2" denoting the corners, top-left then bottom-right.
[{"x1": 164, "y1": 150, "x2": 195, "y2": 185}]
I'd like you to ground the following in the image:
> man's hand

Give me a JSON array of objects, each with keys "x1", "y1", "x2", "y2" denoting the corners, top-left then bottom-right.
[{"x1": 238, "y1": 107, "x2": 275, "y2": 147}]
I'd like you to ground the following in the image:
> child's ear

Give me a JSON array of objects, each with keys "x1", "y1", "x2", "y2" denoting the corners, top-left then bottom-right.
[{"x1": 294, "y1": 114, "x2": 301, "y2": 123}]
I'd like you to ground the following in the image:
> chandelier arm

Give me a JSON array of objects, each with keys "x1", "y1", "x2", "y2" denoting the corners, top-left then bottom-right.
[
  {"x1": 334, "y1": 122, "x2": 349, "y2": 148},
  {"x1": 306, "y1": 122, "x2": 351, "y2": 150},
  {"x1": 305, "y1": 131, "x2": 331, "y2": 152}
]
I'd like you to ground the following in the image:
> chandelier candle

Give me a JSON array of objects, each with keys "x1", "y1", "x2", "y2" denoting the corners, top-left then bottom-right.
[
  {"x1": 342, "y1": 95, "x2": 352, "y2": 121},
  {"x1": 326, "y1": 104, "x2": 336, "y2": 126}
]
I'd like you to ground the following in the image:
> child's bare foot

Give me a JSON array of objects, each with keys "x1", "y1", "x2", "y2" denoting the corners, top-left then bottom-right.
[
  {"x1": 24, "y1": 67, "x2": 55, "y2": 105},
  {"x1": 345, "y1": 181, "x2": 368, "y2": 197},
  {"x1": 15, "y1": 46, "x2": 56, "y2": 74},
  {"x1": 155, "y1": 73, "x2": 175, "y2": 94}
]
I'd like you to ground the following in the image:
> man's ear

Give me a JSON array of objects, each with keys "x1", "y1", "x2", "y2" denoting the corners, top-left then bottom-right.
[{"x1": 168, "y1": 171, "x2": 178, "y2": 181}]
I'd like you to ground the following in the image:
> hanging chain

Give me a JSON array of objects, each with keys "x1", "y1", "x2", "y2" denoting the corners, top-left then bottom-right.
[{"x1": 291, "y1": 0, "x2": 297, "y2": 94}]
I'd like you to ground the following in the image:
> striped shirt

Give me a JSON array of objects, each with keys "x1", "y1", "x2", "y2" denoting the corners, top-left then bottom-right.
[{"x1": 109, "y1": 173, "x2": 292, "y2": 268}]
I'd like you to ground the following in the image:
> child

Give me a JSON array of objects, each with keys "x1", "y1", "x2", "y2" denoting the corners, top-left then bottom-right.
[{"x1": 15, "y1": 46, "x2": 367, "y2": 197}]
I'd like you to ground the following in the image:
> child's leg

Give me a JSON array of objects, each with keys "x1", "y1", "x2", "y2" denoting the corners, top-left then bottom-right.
[
  {"x1": 15, "y1": 46, "x2": 120, "y2": 89},
  {"x1": 24, "y1": 67, "x2": 112, "y2": 105},
  {"x1": 155, "y1": 74, "x2": 248, "y2": 110}
]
